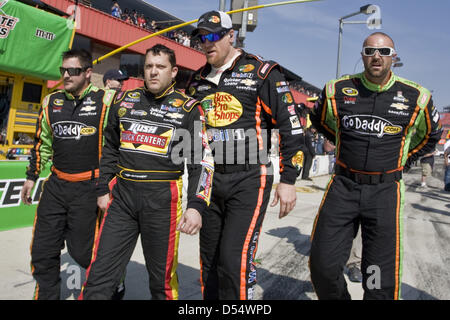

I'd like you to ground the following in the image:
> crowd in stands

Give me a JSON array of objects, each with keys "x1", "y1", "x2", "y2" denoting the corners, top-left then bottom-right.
[
  {"x1": 290, "y1": 82, "x2": 319, "y2": 98},
  {"x1": 110, "y1": 1, "x2": 202, "y2": 50}
]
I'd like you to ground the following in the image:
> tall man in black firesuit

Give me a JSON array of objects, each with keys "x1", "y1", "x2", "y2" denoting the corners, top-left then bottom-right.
[
  {"x1": 20, "y1": 49, "x2": 116, "y2": 300},
  {"x1": 187, "y1": 11, "x2": 306, "y2": 300},
  {"x1": 309, "y1": 32, "x2": 442, "y2": 300},
  {"x1": 79, "y1": 44, "x2": 214, "y2": 300}
]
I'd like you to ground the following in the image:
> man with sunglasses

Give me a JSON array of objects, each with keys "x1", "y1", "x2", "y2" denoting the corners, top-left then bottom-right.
[
  {"x1": 309, "y1": 32, "x2": 442, "y2": 299},
  {"x1": 187, "y1": 11, "x2": 305, "y2": 300},
  {"x1": 21, "y1": 49, "x2": 116, "y2": 299}
]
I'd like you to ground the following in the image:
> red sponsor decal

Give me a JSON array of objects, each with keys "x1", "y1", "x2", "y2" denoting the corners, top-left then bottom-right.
[
  {"x1": 120, "y1": 101, "x2": 134, "y2": 109},
  {"x1": 344, "y1": 96, "x2": 356, "y2": 104},
  {"x1": 122, "y1": 131, "x2": 167, "y2": 148}
]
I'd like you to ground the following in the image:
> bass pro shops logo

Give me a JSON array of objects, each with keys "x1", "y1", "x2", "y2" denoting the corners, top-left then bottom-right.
[
  {"x1": 342, "y1": 115, "x2": 402, "y2": 138},
  {"x1": 201, "y1": 92, "x2": 243, "y2": 127},
  {"x1": 0, "y1": 11, "x2": 19, "y2": 39},
  {"x1": 52, "y1": 121, "x2": 97, "y2": 140}
]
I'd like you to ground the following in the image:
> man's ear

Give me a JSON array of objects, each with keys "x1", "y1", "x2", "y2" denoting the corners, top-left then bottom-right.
[
  {"x1": 229, "y1": 29, "x2": 235, "y2": 43},
  {"x1": 172, "y1": 66, "x2": 179, "y2": 79}
]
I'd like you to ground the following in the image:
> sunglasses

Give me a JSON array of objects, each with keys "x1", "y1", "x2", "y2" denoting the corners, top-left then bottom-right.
[
  {"x1": 199, "y1": 29, "x2": 230, "y2": 44},
  {"x1": 59, "y1": 67, "x2": 89, "y2": 76},
  {"x1": 362, "y1": 47, "x2": 396, "y2": 57}
]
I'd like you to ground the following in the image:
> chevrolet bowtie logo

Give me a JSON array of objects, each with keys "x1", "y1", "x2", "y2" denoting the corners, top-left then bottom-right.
[
  {"x1": 80, "y1": 105, "x2": 96, "y2": 112},
  {"x1": 240, "y1": 79, "x2": 257, "y2": 86}
]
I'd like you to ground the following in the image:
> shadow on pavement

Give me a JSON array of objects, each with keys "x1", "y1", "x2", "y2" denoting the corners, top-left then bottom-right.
[
  {"x1": 411, "y1": 203, "x2": 450, "y2": 217},
  {"x1": 401, "y1": 283, "x2": 438, "y2": 300},
  {"x1": 59, "y1": 252, "x2": 202, "y2": 300},
  {"x1": 257, "y1": 267, "x2": 314, "y2": 300},
  {"x1": 256, "y1": 226, "x2": 314, "y2": 300},
  {"x1": 265, "y1": 226, "x2": 311, "y2": 257}
]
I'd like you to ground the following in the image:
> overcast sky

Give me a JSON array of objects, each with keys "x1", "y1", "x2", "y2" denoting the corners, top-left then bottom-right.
[{"x1": 144, "y1": 0, "x2": 450, "y2": 111}]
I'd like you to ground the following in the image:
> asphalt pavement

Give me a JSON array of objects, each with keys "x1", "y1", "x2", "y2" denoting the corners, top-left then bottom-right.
[{"x1": 0, "y1": 157, "x2": 448, "y2": 300}]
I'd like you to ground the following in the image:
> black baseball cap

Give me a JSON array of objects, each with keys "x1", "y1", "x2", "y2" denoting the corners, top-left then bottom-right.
[
  {"x1": 192, "y1": 11, "x2": 233, "y2": 37},
  {"x1": 103, "y1": 69, "x2": 129, "y2": 85}
]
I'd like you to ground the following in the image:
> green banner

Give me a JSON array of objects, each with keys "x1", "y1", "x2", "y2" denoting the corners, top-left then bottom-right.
[
  {"x1": 0, "y1": 160, "x2": 50, "y2": 231},
  {"x1": 0, "y1": 0, "x2": 72, "y2": 80}
]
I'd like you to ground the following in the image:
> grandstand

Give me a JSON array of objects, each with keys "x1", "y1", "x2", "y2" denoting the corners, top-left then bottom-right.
[{"x1": 18, "y1": 0, "x2": 318, "y2": 104}]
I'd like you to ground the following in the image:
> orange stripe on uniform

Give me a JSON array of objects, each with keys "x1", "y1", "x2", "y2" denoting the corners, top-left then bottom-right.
[
  {"x1": 330, "y1": 98, "x2": 342, "y2": 161},
  {"x1": 97, "y1": 104, "x2": 107, "y2": 160},
  {"x1": 78, "y1": 177, "x2": 117, "y2": 300},
  {"x1": 29, "y1": 176, "x2": 50, "y2": 300},
  {"x1": 310, "y1": 175, "x2": 335, "y2": 242},
  {"x1": 34, "y1": 110, "x2": 44, "y2": 175},
  {"x1": 164, "y1": 180, "x2": 181, "y2": 300},
  {"x1": 320, "y1": 99, "x2": 336, "y2": 140},
  {"x1": 397, "y1": 105, "x2": 420, "y2": 167},
  {"x1": 394, "y1": 181, "x2": 401, "y2": 300},
  {"x1": 408, "y1": 105, "x2": 432, "y2": 159},
  {"x1": 239, "y1": 165, "x2": 267, "y2": 300}
]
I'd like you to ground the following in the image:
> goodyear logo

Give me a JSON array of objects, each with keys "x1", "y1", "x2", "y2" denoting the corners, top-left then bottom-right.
[
  {"x1": 201, "y1": 92, "x2": 243, "y2": 127},
  {"x1": 342, "y1": 87, "x2": 359, "y2": 96},
  {"x1": 342, "y1": 115, "x2": 402, "y2": 138}
]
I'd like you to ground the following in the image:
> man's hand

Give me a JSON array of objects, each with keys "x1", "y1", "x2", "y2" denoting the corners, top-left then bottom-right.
[
  {"x1": 20, "y1": 179, "x2": 35, "y2": 205},
  {"x1": 97, "y1": 194, "x2": 110, "y2": 212},
  {"x1": 177, "y1": 208, "x2": 202, "y2": 235},
  {"x1": 270, "y1": 182, "x2": 297, "y2": 219}
]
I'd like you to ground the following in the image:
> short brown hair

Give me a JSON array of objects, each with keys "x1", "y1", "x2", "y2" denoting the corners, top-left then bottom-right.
[
  {"x1": 62, "y1": 49, "x2": 93, "y2": 68},
  {"x1": 145, "y1": 44, "x2": 176, "y2": 67}
]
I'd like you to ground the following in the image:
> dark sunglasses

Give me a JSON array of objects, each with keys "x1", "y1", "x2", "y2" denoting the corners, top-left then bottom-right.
[
  {"x1": 59, "y1": 67, "x2": 89, "y2": 76},
  {"x1": 199, "y1": 29, "x2": 230, "y2": 44},
  {"x1": 362, "y1": 46, "x2": 395, "y2": 57}
]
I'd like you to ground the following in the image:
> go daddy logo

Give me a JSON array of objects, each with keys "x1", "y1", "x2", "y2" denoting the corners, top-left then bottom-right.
[
  {"x1": 52, "y1": 121, "x2": 97, "y2": 140},
  {"x1": 342, "y1": 115, "x2": 402, "y2": 138}
]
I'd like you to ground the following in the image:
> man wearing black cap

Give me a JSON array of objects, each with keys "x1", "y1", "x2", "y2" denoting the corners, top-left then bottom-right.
[
  {"x1": 103, "y1": 69, "x2": 129, "y2": 91},
  {"x1": 187, "y1": 10, "x2": 306, "y2": 300}
]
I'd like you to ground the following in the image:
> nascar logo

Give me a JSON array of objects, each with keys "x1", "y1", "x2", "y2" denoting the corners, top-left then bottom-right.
[
  {"x1": 342, "y1": 115, "x2": 402, "y2": 138},
  {"x1": 342, "y1": 87, "x2": 359, "y2": 96}
]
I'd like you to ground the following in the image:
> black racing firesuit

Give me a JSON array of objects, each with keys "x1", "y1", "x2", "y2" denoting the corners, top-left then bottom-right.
[
  {"x1": 187, "y1": 50, "x2": 306, "y2": 300},
  {"x1": 79, "y1": 83, "x2": 214, "y2": 300},
  {"x1": 309, "y1": 72, "x2": 442, "y2": 300},
  {"x1": 27, "y1": 84, "x2": 115, "y2": 300}
]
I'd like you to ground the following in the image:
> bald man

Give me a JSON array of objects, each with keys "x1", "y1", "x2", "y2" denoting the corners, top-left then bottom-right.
[{"x1": 309, "y1": 32, "x2": 442, "y2": 300}]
